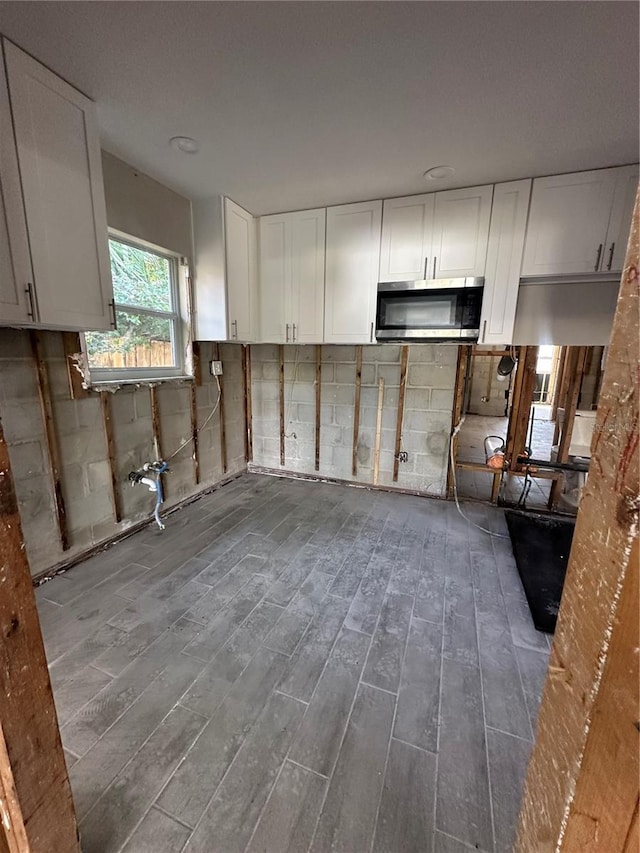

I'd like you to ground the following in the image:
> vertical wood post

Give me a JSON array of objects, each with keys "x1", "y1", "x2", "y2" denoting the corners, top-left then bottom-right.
[
  {"x1": 447, "y1": 345, "x2": 470, "y2": 497},
  {"x1": 242, "y1": 344, "x2": 253, "y2": 463},
  {"x1": 548, "y1": 346, "x2": 587, "y2": 509},
  {"x1": 61, "y1": 332, "x2": 88, "y2": 400},
  {"x1": 352, "y1": 345, "x2": 363, "y2": 477},
  {"x1": 373, "y1": 377, "x2": 385, "y2": 485},
  {"x1": 315, "y1": 345, "x2": 322, "y2": 472},
  {"x1": 279, "y1": 345, "x2": 285, "y2": 466},
  {"x1": 515, "y1": 189, "x2": 640, "y2": 852},
  {"x1": 99, "y1": 391, "x2": 123, "y2": 523},
  {"x1": 215, "y1": 343, "x2": 227, "y2": 474},
  {"x1": 0, "y1": 420, "x2": 80, "y2": 852},
  {"x1": 506, "y1": 345, "x2": 538, "y2": 471},
  {"x1": 189, "y1": 384, "x2": 200, "y2": 486},
  {"x1": 393, "y1": 345, "x2": 409, "y2": 482}
]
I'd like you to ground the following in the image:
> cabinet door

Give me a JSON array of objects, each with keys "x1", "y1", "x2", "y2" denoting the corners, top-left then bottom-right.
[
  {"x1": 4, "y1": 41, "x2": 113, "y2": 330},
  {"x1": 521, "y1": 169, "x2": 618, "y2": 276},
  {"x1": 291, "y1": 208, "x2": 325, "y2": 343},
  {"x1": 479, "y1": 180, "x2": 531, "y2": 345},
  {"x1": 379, "y1": 194, "x2": 433, "y2": 281},
  {"x1": 225, "y1": 198, "x2": 257, "y2": 341},
  {"x1": 324, "y1": 200, "x2": 382, "y2": 344},
  {"x1": 0, "y1": 53, "x2": 33, "y2": 325},
  {"x1": 605, "y1": 165, "x2": 639, "y2": 273},
  {"x1": 259, "y1": 214, "x2": 289, "y2": 342},
  {"x1": 431, "y1": 185, "x2": 493, "y2": 278}
]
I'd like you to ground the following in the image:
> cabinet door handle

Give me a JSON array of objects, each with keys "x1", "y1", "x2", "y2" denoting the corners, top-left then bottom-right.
[
  {"x1": 482, "y1": 320, "x2": 487, "y2": 343},
  {"x1": 606, "y1": 242, "x2": 615, "y2": 271},
  {"x1": 433, "y1": 257, "x2": 437, "y2": 279},
  {"x1": 285, "y1": 323, "x2": 290, "y2": 343},
  {"x1": 232, "y1": 319, "x2": 238, "y2": 339},
  {"x1": 292, "y1": 323, "x2": 296, "y2": 343},
  {"x1": 594, "y1": 243, "x2": 603, "y2": 272},
  {"x1": 108, "y1": 299, "x2": 117, "y2": 328},
  {"x1": 25, "y1": 282, "x2": 36, "y2": 320},
  {"x1": 423, "y1": 257, "x2": 429, "y2": 280},
  {"x1": 370, "y1": 322, "x2": 374, "y2": 343}
]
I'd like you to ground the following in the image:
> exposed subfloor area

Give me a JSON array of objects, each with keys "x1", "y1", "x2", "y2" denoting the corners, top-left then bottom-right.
[{"x1": 35, "y1": 472, "x2": 551, "y2": 853}]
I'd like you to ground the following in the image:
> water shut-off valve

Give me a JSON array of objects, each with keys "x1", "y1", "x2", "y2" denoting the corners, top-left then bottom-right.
[{"x1": 128, "y1": 461, "x2": 169, "y2": 530}]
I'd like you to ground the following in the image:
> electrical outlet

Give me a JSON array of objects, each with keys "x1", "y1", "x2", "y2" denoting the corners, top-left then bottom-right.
[
  {"x1": 397, "y1": 451, "x2": 408, "y2": 463},
  {"x1": 209, "y1": 360, "x2": 223, "y2": 376}
]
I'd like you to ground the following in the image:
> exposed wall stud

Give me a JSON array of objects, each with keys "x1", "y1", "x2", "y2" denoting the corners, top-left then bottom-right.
[
  {"x1": 506, "y1": 346, "x2": 538, "y2": 472},
  {"x1": 189, "y1": 383, "x2": 200, "y2": 486},
  {"x1": 393, "y1": 346, "x2": 409, "y2": 482},
  {"x1": 61, "y1": 332, "x2": 88, "y2": 399},
  {"x1": 548, "y1": 346, "x2": 587, "y2": 509},
  {"x1": 216, "y1": 343, "x2": 227, "y2": 474},
  {"x1": 315, "y1": 345, "x2": 322, "y2": 472},
  {"x1": 352, "y1": 345, "x2": 363, "y2": 477},
  {"x1": 192, "y1": 340, "x2": 202, "y2": 386},
  {"x1": 447, "y1": 345, "x2": 471, "y2": 497},
  {"x1": 149, "y1": 385, "x2": 163, "y2": 461},
  {"x1": 29, "y1": 331, "x2": 69, "y2": 551},
  {"x1": 373, "y1": 377, "x2": 385, "y2": 485},
  {"x1": 242, "y1": 345, "x2": 253, "y2": 463},
  {"x1": 279, "y1": 344, "x2": 285, "y2": 466},
  {"x1": 99, "y1": 391, "x2": 123, "y2": 523}
]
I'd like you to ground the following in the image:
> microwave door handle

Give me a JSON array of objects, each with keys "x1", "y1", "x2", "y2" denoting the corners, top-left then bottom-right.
[
  {"x1": 433, "y1": 257, "x2": 437, "y2": 279},
  {"x1": 423, "y1": 257, "x2": 429, "y2": 280}
]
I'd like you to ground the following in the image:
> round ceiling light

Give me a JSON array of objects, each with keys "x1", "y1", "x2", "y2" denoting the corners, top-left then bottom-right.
[
  {"x1": 424, "y1": 165, "x2": 456, "y2": 181},
  {"x1": 170, "y1": 136, "x2": 199, "y2": 154}
]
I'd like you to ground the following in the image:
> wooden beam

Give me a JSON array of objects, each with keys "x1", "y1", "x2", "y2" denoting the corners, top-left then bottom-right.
[
  {"x1": 373, "y1": 377, "x2": 384, "y2": 485},
  {"x1": 315, "y1": 345, "x2": 322, "y2": 472},
  {"x1": 392, "y1": 345, "x2": 409, "y2": 482},
  {"x1": 61, "y1": 332, "x2": 88, "y2": 400},
  {"x1": 189, "y1": 383, "x2": 200, "y2": 485},
  {"x1": 352, "y1": 345, "x2": 363, "y2": 478},
  {"x1": 447, "y1": 345, "x2": 470, "y2": 497},
  {"x1": 279, "y1": 345, "x2": 285, "y2": 466},
  {"x1": 29, "y1": 331, "x2": 69, "y2": 551},
  {"x1": 242, "y1": 345, "x2": 253, "y2": 463},
  {"x1": 149, "y1": 385, "x2": 163, "y2": 461},
  {"x1": 215, "y1": 344, "x2": 227, "y2": 474},
  {"x1": 0, "y1": 419, "x2": 80, "y2": 852},
  {"x1": 99, "y1": 391, "x2": 123, "y2": 523},
  {"x1": 0, "y1": 722, "x2": 29, "y2": 853},
  {"x1": 548, "y1": 346, "x2": 587, "y2": 509},
  {"x1": 192, "y1": 340, "x2": 202, "y2": 386},
  {"x1": 506, "y1": 346, "x2": 538, "y2": 472},
  {"x1": 550, "y1": 346, "x2": 568, "y2": 422},
  {"x1": 516, "y1": 188, "x2": 640, "y2": 852}
]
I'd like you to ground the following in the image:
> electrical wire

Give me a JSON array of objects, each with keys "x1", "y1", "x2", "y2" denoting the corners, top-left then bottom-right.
[
  {"x1": 164, "y1": 375, "x2": 222, "y2": 462},
  {"x1": 450, "y1": 417, "x2": 510, "y2": 539}
]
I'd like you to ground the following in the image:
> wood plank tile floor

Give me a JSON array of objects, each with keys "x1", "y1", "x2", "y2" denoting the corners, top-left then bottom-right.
[{"x1": 35, "y1": 473, "x2": 551, "y2": 853}]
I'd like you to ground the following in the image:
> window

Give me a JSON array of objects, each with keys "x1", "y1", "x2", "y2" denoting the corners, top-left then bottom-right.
[{"x1": 85, "y1": 232, "x2": 190, "y2": 382}]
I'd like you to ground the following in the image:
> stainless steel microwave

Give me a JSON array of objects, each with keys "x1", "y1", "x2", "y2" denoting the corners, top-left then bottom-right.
[{"x1": 375, "y1": 277, "x2": 484, "y2": 342}]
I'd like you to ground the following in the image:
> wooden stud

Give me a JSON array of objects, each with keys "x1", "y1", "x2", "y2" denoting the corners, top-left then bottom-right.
[
  {"x1": 506, "y1": 346, "x2": 538, "y2": 472},
  {"x1": 215, "y1": 343, "x2": 227, "y2": 474},
  {"x1": 548, "y1": 346, "x2": 587, "y2": 509},
  {"x1": 392, "y1": 345, "x2": 409, "y2": 482},
  {"x1": 149, "y1": 385, "x2": 163, "y2": 461},
  {"x1": 552, "y1": 346, "x2": 572, "y2": 445},
  {"x1": 189, "y1": 383, "x2": 200, "y2": 485},
  {"x1": 242, "y1": 345, "x2": 253, "y2": 463},
  {"x1": 516, "y1": 189, "x2": 639, "y2": 851},
  {"x1": 490, "y1": 469, "x2": 502, "y2": 503},
  {"x1": 352, "y1": 345, "x2": 363, "y2": 477},
  {"x1": 279, "y1": 345, "x2": 285, "y2": 466},
  {"x1": 315, "y1": 345, "x2": 322, "y2": 472},
  {"x1": 550, "y1": 346, "x2": 568, "y2": 422},
  {"x1": 0, "y1": 722, "x2": 29, "y2": 853},
  {"x1": 447, "y1": 345, "x2": 470, "y2": 497},
  {"x1": 61, "y1": 332, "x2": 88, "y2": 399},
  {"x1": 0, "y1": 419, "x2": 80, "y2": 852},
  {"x1": 29, "y1": 331, "x2": 69, "y2": 551},
  {"x1": 99, "y1": 391, "x2": 123, "y2": 523},
  {"x1": 373, "y1": 377, "x2": 385, "y2": 485},
  {"x1": 192, "y1": 340, "x2": 202, "y2": 386}
]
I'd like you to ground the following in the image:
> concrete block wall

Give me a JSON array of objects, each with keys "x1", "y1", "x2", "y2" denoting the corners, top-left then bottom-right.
[
  {"x1": 250, "y1": 343, "x2": 457, "y2": 496},
  {"x1": 0, "y1": 329, "x2": 247, "y2": 577},
  {"x1": 468, "y1": 354, "x2": 510, "y2": 417}
]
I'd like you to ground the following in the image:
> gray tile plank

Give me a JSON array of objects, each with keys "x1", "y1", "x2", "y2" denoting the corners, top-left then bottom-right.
[
  {"x1": 264, "y1": 608, "x2": 310, "y2": 656},
  {"x1": 387, "y1": 526, "x2": 424, "y2": 597},
  {"x1": 414, "y1": 571, "x2": 445, "y2": 623},
  {"x1": 487, "y1": 728, "x2": 532, "y2": 853},
  {"x1": 328, "y1": 510, "x2": 389, "y2": 599},
  {"x1": 69, "y1": 652, "x2": 206, "y2": 820},
  {"x1": 48, "y1": 622, "x2": 126, "y2": 689},
  {"x1": 443, "y1": 577, "x2": 478, "y2": 668},
  {"x1": 514, "y1": 645, "x2": 550, "y2": 735},
  {"x1": 245, "y1": 761, "x2": 327, "y2": 853},
  {"x1": 181, "y1": 600, "x2": 284, "y2": 718},
  {"x1": 436, "y1": 659, "x2": 493, "y2": 851},
  {"x1": 185, "y1": 554, "x2": 267, "y2": 624},
  {"x1": 120, "y1": 807, "x2": 191, "y2": 853},
  {"x1": 394, "y1": 618, "x2": 442, "y2": 752},
  {"x1": 265, "y1": 543, "x2": 322, "y2": 606},
  {"x1": 278, "y1": 595, "x2": 350, "y2": 702},
  {"x1": 183, "y1": 692, "x2": 305, "y2": 853},
  {"x1": 77, "y1": 706, "x2": 205, "y2": 853},
  {"x1": 434, "y1": 830, "x2": 488, "y2": 852},
  {"x1": 157, "y1": 647, "x2": 287, "y2": 827},
  {"x1": 372, "y1": 738, "x2": 436, "y2": 853},
  {"x1": 288, "y1": 569, "x2": 334, "y2": 617},
  {"x1": 309, "y1": 684, "x2": 395, "y2": 853},
  {"x1": 288, "y1": 627, "x2": 371, "y2": 776},
  {"x1": 363, "y1": 592, "x2": 413, "y2": 693},
  {"x1": 504, "y1": 591, "x2": 550, "y2": 652},
  {"x1": 52, "y1": 664, "x2": 113, "y2": 727}
]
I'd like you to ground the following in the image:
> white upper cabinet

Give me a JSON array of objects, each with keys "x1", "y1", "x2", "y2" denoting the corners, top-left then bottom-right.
[
  {"x1": 521, "y1": 167, "x2": 634, "y2": 277},
  {"x1": 431, "y1": 185, "x2": 493, "y2": 278},
  {"x1": 0, "y1": 53, "x2": 33, "y2": 325},
  {"x1": 605, "y1": 165, "x2": 639, "y2": 272},
  {"x1": 479, "y1": 180, "x2": 532, "y2": 345},
  {"x1": 259, "y1": 208, "x2": 325, "y2": 344},
  {"x1": 379, "y1": 185, "x2": 493, "y2": 282},
  {"x1": 325, "y1": 200, "x2": 382, "y2": 344},
  {"x1": 3, "y1": 41, "x2": 113, "y2": 330},
  {"x1": 193, "y1": 196, "x2": 258, "y2": 342}
]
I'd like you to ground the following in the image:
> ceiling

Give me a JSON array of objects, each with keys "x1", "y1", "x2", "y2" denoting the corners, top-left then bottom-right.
[{"x1": 0, "y1": 1, "x2": 637, "y2": 215}]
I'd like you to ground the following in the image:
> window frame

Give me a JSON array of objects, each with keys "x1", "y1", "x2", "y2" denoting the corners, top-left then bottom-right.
[{"x1": 83, "y1": 229, "x2": 193, "y2": 385}]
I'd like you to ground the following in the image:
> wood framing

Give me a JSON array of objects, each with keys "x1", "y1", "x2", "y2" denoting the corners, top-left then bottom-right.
[
  {"x1": 215, "y1": 343, "x2": 227, "y2": 474},
  {"x1": 29, "y1": 331, "x2": 69, "y2": 551},
  {"x1": 506, "y1": 345, "x2": 538, "y2": 472},
  {"x1": 447, "y1": 345, "x2": 470, "y2": 497},
  {"x1": 0, "y1": 420, "x2": 80, "y2": 852},
  {"x1": 373, "y1": 377, "x2": 384, "y2": 485},
  {"x1": 516, "y1": 189, "x2": 639, "y2": 851},
  {"x1": 550, "y1": 345, "x2": 568, "y2": 423},
  {"x1": 149, "y1": 385, "x2": 163, "y2": 460},
  {"x1": 242, "y1": 344, "x2": 253, "y2": 463},
  {"x1": 189, "y1": 383, "x2": 200, "y2": 485},
  {"x1": 392, "y1": 345, "x2": 409, "y2": 482},
  {"x1": 315, "y1": 345, "x2": 322, "y2": 472},
  {"x1": 352, "y1": 345, "x2": 363, "y2": 477},
  {"x1": 99, "y1": 391, "x2": 123, "y2": 523},
  {"x1": 548, "y1": 346, "x2": 587, "y2": 509},
  {"x1": 279, "y1": 345, "x2": 285, "y2": 466},
  {"x1": 61, "y1": 332, "x2": 88, "y2": 400},
  {"x1": 192, "y1": 340, "x2": 202, "y2": 387}
]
